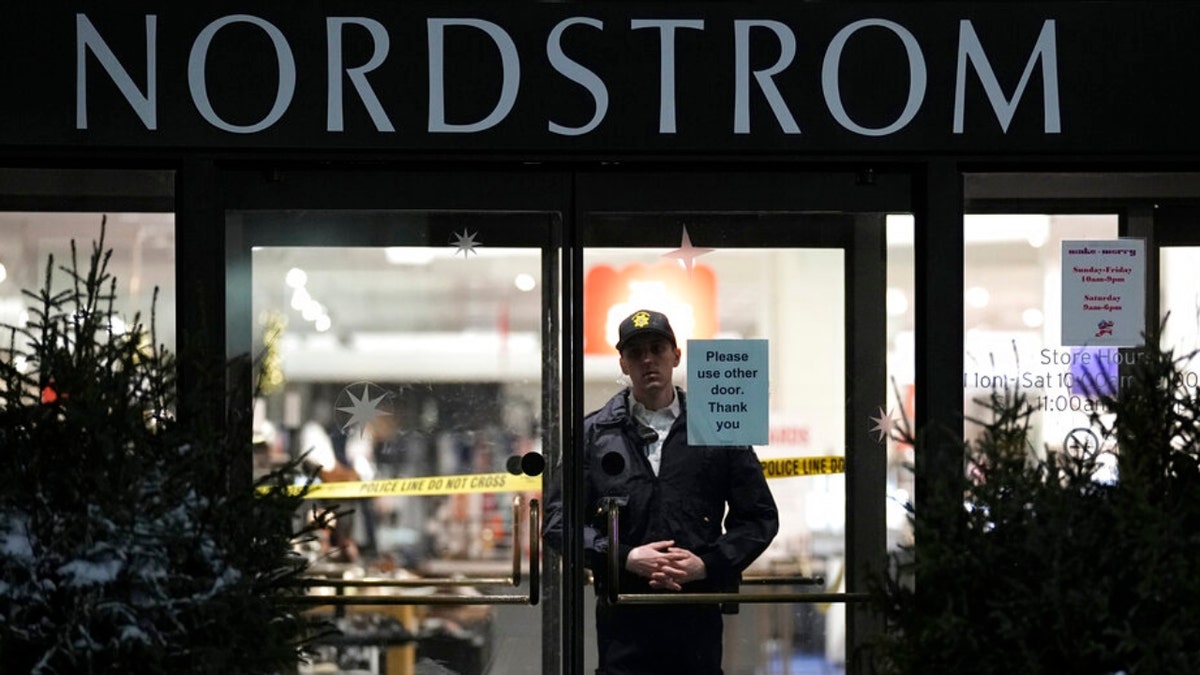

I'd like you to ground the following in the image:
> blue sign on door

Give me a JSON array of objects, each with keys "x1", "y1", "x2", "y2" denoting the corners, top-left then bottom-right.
[{"x1": 687, "y1": 339, "x2": 768, "y2": 446}]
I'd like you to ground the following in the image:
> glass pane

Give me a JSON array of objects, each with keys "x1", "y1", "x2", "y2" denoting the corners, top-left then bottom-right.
[
  {"x1": 245, "y1": 210, "x2": 550, "y2": 675},
  {"x1": 884, "y1": 216, "x2": 916, "y2": 551},
  {"x1": 580, "y1": 215, "x2": 850, "y2": 674},
  {"x1": 0, "y1": 212, "x2": 176, "y2": 351},
  {"x1": 955, "y1": 214, "x2": 1119, "y2": 471},
  {"x1": 1162, "y1": 247, "x2": 1200, "y2": 357}
]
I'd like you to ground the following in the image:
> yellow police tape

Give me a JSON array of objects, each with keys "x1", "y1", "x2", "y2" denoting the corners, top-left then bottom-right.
[
  {"x1": 759, "y1": 455, "x2": 846, "y2": 479},
  {"x1": 274, "y1": 455, "x2": 846, "y2": 500},
  {"x1": 292, "y1": 473, "x2": 543, "y2": 500}
]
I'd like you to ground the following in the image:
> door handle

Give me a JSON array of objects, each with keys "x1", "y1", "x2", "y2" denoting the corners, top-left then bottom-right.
[
  {"x1": 741, "y1": 574, "x2": 825, "y2": 586},
  {"x1": 602, "y1": 500, "x2": 869, "y2": 606},
  {"x1": 613, "y1": 591, "x2": 870, "y2": 605},
  {"x1": 291, "y1": 495, "x2": 541, "y2": 607}
]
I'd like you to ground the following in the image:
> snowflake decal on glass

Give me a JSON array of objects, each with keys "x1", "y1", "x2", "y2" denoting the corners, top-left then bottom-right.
[
  {"x1": 334, "y1": 381, "x2": 393, "y2": 437},
  {"x1": 452, "y1": 229, "x2": 481, "y2": 258},
  {"x1": 662, "y1": 225, "x2": 714, "y2": 273},
  {"x1": 869, "y1": 406, "x2": 898, "y2": 443}
]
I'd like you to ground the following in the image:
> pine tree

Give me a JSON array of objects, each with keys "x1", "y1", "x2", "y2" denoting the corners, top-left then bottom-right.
[
  {"x1": 872, "y1": 331, "x2": 1200, "y2": 674},
  {"x1": 0, "y1": 219, "x2": 321, "y2": 674}
]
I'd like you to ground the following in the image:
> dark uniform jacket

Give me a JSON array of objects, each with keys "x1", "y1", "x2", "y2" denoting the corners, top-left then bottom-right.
[
  {"x1": 543, "y1": 387, "x2": 779, "y2": 674},
  {"x1": 544, "y1": 386, "x2": 780, "y2": 596}
]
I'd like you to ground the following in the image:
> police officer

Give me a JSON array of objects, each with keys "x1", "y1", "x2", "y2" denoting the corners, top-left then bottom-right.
[{"x1": 545, "y1": 309, "x2": 779, "y2": 675}]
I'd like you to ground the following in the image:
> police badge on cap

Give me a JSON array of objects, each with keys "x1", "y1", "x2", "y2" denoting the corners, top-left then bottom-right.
[{"x1": 616, "y1": 309, "x2": 677, "y2": 351}]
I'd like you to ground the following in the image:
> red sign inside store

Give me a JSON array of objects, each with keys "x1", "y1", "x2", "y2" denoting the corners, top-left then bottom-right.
[{"x1": 584, "y1": 261, "x2": 717, "y2": 355}]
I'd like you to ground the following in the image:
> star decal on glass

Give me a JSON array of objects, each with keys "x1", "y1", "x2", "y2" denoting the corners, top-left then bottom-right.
[
  {"x1": 452, "y1": 229, "x2": 481, "y2": 258},
  {"x1": 662, "y1": 225, "x2": 714, "y2": 273},
  {"x1": 335, "y1": 382, "x2": 392, "y2": 437},
  {"x1": 869, "y1": 406, "x2": 898, "y2": 443}
]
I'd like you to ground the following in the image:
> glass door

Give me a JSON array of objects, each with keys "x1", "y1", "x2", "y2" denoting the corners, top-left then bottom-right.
[
  {"x1": 225, "y1": 170, "x2": 568, "y2": 675},
  {"x1": 222, "y1": 167, "x2": 909, "y2": 675},
  {"x1": 561, "y1": 170, "x2": 911, "y2": 675}
]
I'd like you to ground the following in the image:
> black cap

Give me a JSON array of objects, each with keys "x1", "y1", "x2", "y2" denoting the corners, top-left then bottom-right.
[{"x1": 616, "y1": 309, "x2": 676, "y2": 351}]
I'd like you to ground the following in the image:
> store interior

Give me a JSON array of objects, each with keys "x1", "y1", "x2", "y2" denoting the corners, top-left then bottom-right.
[{"x1": 5, "y1": 205, "x2": 1200, "y2": 674}]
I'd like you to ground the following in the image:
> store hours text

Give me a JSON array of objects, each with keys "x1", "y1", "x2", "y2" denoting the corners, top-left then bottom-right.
[{"x1": 963, "y1": 371, "x2": 1103, "y2": 413}]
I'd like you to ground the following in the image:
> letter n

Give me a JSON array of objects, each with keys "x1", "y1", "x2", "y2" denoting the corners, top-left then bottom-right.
[
  {"x1": 953, "y1": 19, "x2": 1060, "y2": 134},
  {"x1": 77, "y1": 14, "x2": 157, "y2": 130}
]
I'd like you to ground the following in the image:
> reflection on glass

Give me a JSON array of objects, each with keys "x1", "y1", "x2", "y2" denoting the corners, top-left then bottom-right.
[
  {"x1": 1162, "y1": 248, "x2": 1200, "y2": 355},
  {"x1": 1161, "y1": 248, "x2": 1200, "y2": 446},
  {"x1": 954, "y1": 214, "x2": 1119, "y2": 466},
  {"x1": 248, "y1": 217, "x2": 548, "y2": 674},
  {"x1": 583, "y1": 237, "x2": 849, "y2": 674},
  {"x1": 252, "y1": 244, "x2": 545, "y2": 551},
  {"x1": 0, "y1": 212, "x2": 176, "y2": 352},
  {"x1": 885, "y1": 216, "x2": 916, "y2": 546}
]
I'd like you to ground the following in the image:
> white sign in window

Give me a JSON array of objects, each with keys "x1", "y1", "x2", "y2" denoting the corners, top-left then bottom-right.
[{"x1": 1061, "y1": 239, "x2": 1145, "y2": 347}]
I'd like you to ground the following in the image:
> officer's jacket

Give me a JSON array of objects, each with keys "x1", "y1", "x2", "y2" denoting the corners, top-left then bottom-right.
[{"x1": 544, "y1": 387, "x2": 779, "y2": 595}]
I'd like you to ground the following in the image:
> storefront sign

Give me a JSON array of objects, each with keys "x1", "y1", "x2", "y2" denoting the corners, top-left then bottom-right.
[
  {"x1": 3, "y1": 3, "x2": 1200, "y2": 155},
  {"x1": 687, "y1": 339, "x2": 768, "y2": 445},
  {"x1": 1061, "y1": 239, "x2": 1145, "y2": 347}
]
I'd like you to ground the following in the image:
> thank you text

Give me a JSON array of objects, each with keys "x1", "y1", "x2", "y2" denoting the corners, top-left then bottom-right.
[{"x1": 688, "y1": 339, "x2": 768, "y2": 445}]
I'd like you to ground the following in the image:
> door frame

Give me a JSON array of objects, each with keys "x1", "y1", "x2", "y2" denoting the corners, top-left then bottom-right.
[
  {"x1": 217, "y1": 164, "x2": 911, "y2": 675},
  {"x1": 573, "y1": 168, "x2": 910, "y2": 675},
  {"x1": 222, "y1": 167, "x2": 572, "y2": 674}
]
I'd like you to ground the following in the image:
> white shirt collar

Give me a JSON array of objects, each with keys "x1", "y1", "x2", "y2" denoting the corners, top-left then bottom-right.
[
  {"x1": 629, "y1": 390, "x2": 680, "y2": 425},
  {"x1": 628, "y1": 390, "x2": 679, "y2": 475}
]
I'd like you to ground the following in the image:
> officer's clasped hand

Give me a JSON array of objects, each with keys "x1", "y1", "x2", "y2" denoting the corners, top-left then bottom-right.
[{"x1": 626, "y1": 540, "x2": 708, "y2": 591}]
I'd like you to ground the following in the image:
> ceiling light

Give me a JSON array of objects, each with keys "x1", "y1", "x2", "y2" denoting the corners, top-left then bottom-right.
[
  {"x1": 314, "y1": 315, "x2": 332, "y2": 332},
  {"x1": 0, "y1": 262, "x2": 6, "y2": 284},
  {"x1": 965, "y1": 286, "x2": 990, "y2": 308},
  {"x1": 290, "y1": 287, "x2": 311, "y2": 311},
  {"x1": 301, "y1": 300, "x2": 324, "y2": 322},
  {"x1": 1022, "y1": 308, "x2": 1045, "y2": 328},
  {"x1": 514, "y1": 273, "x2": 536, "y2": 292},
  {"x1": 285, "y1": 267, "x2": 307, "y2": 288}
]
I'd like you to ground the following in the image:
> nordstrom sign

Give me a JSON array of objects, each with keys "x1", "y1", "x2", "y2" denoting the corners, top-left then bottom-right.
[
  {"x1": 75, "y1": 14, "x2": 1060, "y2": 138},
  {"x1": 0, "y1": 3, "x2": 1194, "y2": 154}
]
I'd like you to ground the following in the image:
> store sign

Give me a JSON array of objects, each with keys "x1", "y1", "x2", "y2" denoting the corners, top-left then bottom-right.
[
  {"x1": 1061, "y1": 239, "x2": 1145, "y2": 347},
  {"x1": 2, "y1": 2, "x2": 1198, "y2": 154},
  {"x1": 687, "y1": 339, "x2": 769, "y2": 446},
  {"x1": 70, "y1": 13, "x2": 1058, "y2": 138}
]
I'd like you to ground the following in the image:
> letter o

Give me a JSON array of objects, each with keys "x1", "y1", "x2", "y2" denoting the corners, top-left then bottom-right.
[
  {"x1": 822, "y1": 18, "x2": 926, "y2": 137},
  {"x1": 189, "y1": 15, "x2": 296, "y2": 133}
]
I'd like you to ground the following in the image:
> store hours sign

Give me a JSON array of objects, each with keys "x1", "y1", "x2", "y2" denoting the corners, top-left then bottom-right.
[
  {"x1": 687, "y1": 339, "x2": 768, "y2": 446},
  {"x1": 1061, "y1": 239, "x2": 1145, "y2": 347}
]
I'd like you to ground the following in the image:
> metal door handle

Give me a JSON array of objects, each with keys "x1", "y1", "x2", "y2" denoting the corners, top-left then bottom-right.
[
  {"x1": 613, "y1": 591, "x2": 870, "y2": 605},
  {"x1": 602, "y1": 500, "x2": 869, "y2": 606},
  {"x1": 741, "y1": 574, "x2": 826, "y2": 586},
  {"x1": 290, "y1": 495, "x2": 541, "y2": 607}
]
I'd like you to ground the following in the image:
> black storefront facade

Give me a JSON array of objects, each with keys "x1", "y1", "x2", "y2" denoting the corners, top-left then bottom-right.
[{"x1": 4, "y1": 2, "x2": 1200, "y2": 674}]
